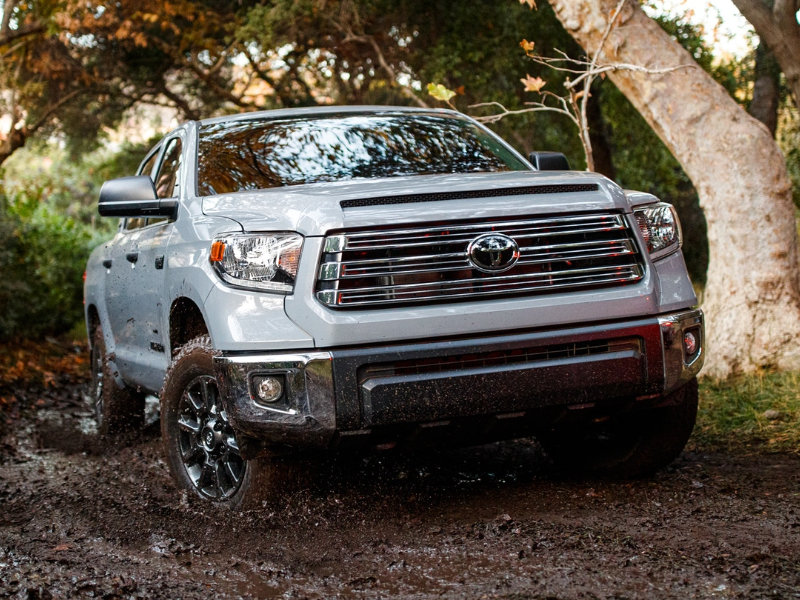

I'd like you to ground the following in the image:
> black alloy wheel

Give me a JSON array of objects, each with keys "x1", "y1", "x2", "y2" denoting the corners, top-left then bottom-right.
[{"x1": 176, "y1": 374, "x2": 245, "y2": 500}]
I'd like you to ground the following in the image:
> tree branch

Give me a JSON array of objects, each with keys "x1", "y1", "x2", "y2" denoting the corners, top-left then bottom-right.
[
  {"x1": 470, "y1": 101, "x2": 579, "y2": 127},
  {"x1": 0, "y1": 23, "x2": 45, "y2": 46}
]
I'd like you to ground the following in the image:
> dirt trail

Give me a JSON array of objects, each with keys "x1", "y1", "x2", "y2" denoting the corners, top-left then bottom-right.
[{"x1": 1, "y1": 383, "x2": 799, "y2": 599}]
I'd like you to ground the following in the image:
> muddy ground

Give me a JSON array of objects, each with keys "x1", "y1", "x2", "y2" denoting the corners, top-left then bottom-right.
[{"x1": 1, "y1": 367, "x2": 799, "y2": 599}]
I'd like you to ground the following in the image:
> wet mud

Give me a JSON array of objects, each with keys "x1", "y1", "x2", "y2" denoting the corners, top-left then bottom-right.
[{"x1": 1, "y1": 384, "x2": 799, "y2": 599}]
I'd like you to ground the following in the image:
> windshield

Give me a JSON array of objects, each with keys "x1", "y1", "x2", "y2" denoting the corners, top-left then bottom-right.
[{"x1": 196, "y1": 112, "x2": 530, "y2": 195}]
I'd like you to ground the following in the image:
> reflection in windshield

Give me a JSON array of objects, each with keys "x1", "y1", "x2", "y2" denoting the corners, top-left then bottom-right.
[{"x1": 197, "y1": 113, "x2": 529, "y2": 195}]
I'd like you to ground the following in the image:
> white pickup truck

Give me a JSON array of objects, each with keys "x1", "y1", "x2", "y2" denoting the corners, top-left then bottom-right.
[{"x1": 84, "y1": 106, "x2": 704, "y2": 507}]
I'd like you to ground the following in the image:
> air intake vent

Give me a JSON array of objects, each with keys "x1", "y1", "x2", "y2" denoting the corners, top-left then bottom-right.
[{"x1": 339, "y1": 183, "x2": 600, "y2": 208}]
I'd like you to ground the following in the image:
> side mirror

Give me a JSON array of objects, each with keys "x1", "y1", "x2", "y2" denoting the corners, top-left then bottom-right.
[
  {"x1": 528, "y1": 151, "x2": 570, "y2": 171},
  {"x1": 98, "y1": 176, "x2": 177, "y2": 218}
]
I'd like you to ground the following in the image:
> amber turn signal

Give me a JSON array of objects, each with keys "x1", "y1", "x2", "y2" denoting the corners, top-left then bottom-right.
[{"x1": 209, "y1": 241, "x2": 226, "y2": 262}]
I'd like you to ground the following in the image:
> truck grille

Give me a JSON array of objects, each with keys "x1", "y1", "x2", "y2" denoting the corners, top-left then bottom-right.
[{"x1": 316, "y1": 213, "x2": 644, "y2": 308}]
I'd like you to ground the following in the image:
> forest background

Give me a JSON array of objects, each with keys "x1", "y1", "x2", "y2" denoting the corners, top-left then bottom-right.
[{"x1": 0, "y1": 0, "x2": 796, "y2": 355}]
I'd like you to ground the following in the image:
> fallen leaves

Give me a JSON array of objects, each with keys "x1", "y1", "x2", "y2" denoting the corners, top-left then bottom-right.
[{"x1": 0, "y1": 340, "x2": 88, "y2": 389}]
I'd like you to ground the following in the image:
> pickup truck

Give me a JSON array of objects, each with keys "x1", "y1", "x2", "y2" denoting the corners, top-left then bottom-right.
[{"x1": 84, "y1": 106, "x2": 704, "y2": 508}]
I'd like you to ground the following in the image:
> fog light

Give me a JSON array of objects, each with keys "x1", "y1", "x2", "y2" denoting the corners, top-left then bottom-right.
[
  {"x1": 683, "y1": 330, "x2": 698, "y2": 356},
  {"x1": 253, "y1": 375, "x2": 283, "y2": 403}
]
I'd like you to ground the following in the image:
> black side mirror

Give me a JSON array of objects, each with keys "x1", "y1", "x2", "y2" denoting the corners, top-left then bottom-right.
[
  {"x1": 98, "y1": 176, "x2": 177, "y2": 218},
  {"x1": 529, "y1": 151, "x2": 570, "y2": 171}
]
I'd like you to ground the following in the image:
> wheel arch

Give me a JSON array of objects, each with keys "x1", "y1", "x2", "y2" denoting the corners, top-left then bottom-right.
[
  {"x1": 86, "y1": 304, "x2": 101, "y2": 346},
  {"x1": 169, "y1": 296, "x2": 210, "y2": 356}
]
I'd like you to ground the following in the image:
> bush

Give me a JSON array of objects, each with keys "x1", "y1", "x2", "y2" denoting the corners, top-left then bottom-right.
[{"x1": 0, "y1": 192, "x2": 104, "y2": 341}]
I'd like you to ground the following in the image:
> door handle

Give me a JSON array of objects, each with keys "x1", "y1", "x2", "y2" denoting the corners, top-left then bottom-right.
[
  {"x1": 102, "y1": 259, "x2": 112, "y2": 269},
  {"x1": 126, "y1": 252, "x2": 139, "y2": 264}
]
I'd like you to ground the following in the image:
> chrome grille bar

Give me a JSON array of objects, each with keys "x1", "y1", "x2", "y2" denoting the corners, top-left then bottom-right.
[{"x1": 316, "y1": 213, "x2": 645, "y2": 308}]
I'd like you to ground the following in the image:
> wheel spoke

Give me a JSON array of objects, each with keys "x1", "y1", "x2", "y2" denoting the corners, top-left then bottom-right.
[
  {"x1": 177, "y1": 415, "x2": 201, "y2": 434},
  {"x1": 200, "y1": 378, "x2": 214, "y2": 414},
  {"x1": 225, "y1": 459, "x2": 241, "y2": 486},
  {"x1": 186, "y1": 389, "x2": 204, "y2": 414},
  {"x1": 224, "y1": 434, "x2": 240, "y2": 453},
  {"x1": 95, "y1": 397, "x2": 104, "y2": 424},
  {"x1": 181, "y1": 444, "x2": 203, "y2": 465},
  {"x1": 197, "y1": 463, "x2": 215, "y2": 495},
  {"x1": 213, "y1": 459, "x2": 228, "y2": 498}
]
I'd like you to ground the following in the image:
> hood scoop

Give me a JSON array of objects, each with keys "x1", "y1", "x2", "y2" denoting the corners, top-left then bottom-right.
[{"x1": 340, "y1": 183, "x2": 600, "y2": 209}]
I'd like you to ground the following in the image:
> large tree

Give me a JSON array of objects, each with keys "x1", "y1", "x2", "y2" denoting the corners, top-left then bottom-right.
[{"x1": 545, "y1": 0, "x2": 800, "y2": 377}]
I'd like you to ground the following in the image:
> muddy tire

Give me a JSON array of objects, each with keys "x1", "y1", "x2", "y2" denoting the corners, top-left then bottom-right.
[
  {"x1": 89, "y1": 325, "x2": 145, "y2": 435},
  {"x1": 539, "y1": 378, "x2": 698, "y2": 479},
  {"x1": 160, "y1": 335, "x2": 307, "y2": 509}
]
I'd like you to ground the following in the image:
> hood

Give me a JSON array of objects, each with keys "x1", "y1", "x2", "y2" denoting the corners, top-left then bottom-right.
[{"x1": 201, "y1": 170, "x2": 630, "y2": 236}]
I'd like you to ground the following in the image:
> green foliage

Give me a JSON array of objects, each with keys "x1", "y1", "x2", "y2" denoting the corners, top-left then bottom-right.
[
  {"x1": 0, "y1": 139, "x2": 152, "y2": 341},
  {"x1": 695, "y1": 371, "x2": 800, "y2": 453},
  {"x1": 2, "y1": 138, "x2": 156, "y2": 225},
  {"x1": 0, "y1": 191, "x2": 102, "y2": 341}
]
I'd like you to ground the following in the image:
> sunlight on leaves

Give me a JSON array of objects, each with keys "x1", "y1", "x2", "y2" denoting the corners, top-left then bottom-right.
[{"x1": 426, "y1": 82, "x2": 456, "y2": 103}]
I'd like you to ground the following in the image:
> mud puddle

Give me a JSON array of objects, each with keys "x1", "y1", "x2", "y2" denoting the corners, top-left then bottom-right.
[{"x1": 1, "y1": 386, "x2": 799, "y2": 599}]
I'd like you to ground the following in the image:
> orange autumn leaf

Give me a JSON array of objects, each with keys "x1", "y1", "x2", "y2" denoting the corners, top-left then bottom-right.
[
  {"x1": 520, "y1": 74, "x2": 546, "y2": 93},
  {"x1": 519, "y1": 39, "x2": 535, "y2": 53}
]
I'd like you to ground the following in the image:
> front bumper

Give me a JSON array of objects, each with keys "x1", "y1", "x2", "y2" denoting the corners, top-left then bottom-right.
[{"x1": 214, "y1": 308, "x2": 704, "y2": 449}]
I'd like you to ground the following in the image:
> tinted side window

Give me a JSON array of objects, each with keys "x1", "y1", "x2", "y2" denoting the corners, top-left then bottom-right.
[
  {"x1": 138, "y1": 150, "x2": 160, "y2": 179},
  {"x1": 124, "y1": 217, "x2": 148, "y2": 231},
  {"x1": 155, "y1": 138, "x2": 182, "y2": 199}
]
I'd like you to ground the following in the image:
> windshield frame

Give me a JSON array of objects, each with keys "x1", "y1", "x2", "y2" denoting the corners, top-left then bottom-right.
[{"x1": 193, "y1": 109, "x2": 533, "y2": 197}]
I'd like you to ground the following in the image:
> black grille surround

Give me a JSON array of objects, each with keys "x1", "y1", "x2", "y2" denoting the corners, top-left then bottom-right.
[
  {"x1": 316, "y1": 212, "x2": 646, "y2": 309},
  {"x1": 339, "y1": 184, "x2": 600, "y2": 208}
]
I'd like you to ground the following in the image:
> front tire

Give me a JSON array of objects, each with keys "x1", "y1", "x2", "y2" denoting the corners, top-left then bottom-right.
[
  {"x1": 538, "y1": 378, "x2": 698, "y2": 478},
  {"x1": 160, "y1": 335, "x2": 300, "y2": 509},
  {"x1": 89, "y1": 325, "x2": 145, "y2": 435}
]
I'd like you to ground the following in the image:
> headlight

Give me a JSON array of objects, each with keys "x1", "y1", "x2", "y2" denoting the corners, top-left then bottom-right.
[
  {"x1": 209, "y1": 233, "x2": 303, "y2": 293},
  {"x1": 633, "y1": 202, "x2": 682, "y2": 260}
]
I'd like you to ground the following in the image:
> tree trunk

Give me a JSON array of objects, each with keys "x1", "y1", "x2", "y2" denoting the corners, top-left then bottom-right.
[
  {"x1": 749, "y1": 41, "x2": 781, "y2": 135},
  {"x1": 0, "y1": 126, "x2": 27, "y2": 168},
  {"x1": 586, "y1": 86, "x2": 616, "y2": 179},
  {"x1": 547, "y1": 0, "x2": 800, "y2": 378},
  {"x1": 731, "y1": 0, "x2": 800, "y2": 110}
]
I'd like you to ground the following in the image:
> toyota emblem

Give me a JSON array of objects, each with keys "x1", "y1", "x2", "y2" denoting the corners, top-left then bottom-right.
[{"x1": 467, "y1": 233, "x2": 520, "y2": 273}]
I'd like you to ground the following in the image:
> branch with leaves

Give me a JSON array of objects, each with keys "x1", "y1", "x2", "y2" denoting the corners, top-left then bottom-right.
[{"x1": 428, "y1": 0, "x2": 693, "y2": 171}]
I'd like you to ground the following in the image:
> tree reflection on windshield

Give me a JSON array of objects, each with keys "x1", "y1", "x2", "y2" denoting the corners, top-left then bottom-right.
[{"x1": 197, "y1": 112, "x2": 529, "y2": 195}]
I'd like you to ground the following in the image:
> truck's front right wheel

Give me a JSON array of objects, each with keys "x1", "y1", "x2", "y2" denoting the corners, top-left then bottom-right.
[
  {"x1": 538, "y1": 378, "x2": 698, "y2": 479},
  {"x1": 160, "y1": 335, "x2": 306, "y2": 509}
]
